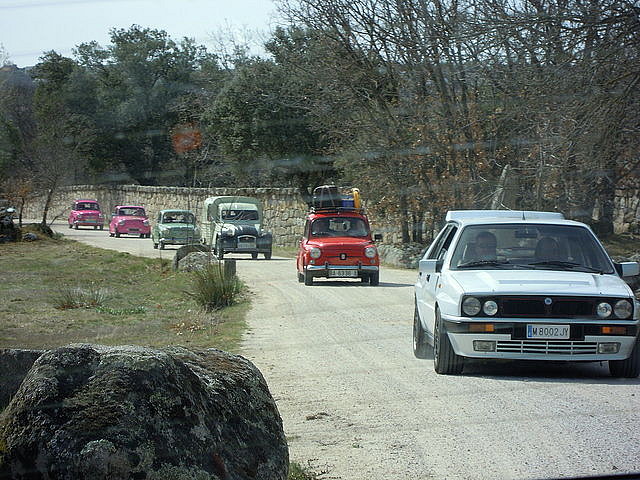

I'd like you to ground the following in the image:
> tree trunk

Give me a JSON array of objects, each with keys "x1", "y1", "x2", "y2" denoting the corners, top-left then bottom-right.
[
  {"x1": 399, "y1": 193, "x2": 410, "y2": 244},
  {"x1": 41, "y1": 186, "x2": 55, "y2": 226}
]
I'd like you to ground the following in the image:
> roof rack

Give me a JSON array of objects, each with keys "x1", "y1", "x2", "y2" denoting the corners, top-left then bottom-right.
[{"x1": 310, "y1": 206, "x2": 365, "y2": 214}]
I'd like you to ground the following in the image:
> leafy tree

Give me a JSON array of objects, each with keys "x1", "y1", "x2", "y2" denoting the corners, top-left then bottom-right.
[
  {"x1": 206, "y1": 55, "x2": 331, "y2": 200},
  {"x1": 75, "y1": 25, "x2": 218, "y2": 184}
]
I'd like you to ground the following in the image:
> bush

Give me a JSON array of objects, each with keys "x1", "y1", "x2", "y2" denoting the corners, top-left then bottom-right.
[
  {"x1": 187, "y1": 263, "x2": 243, "y2": 311},
  {"x1": 51, "y1": 284, "x2": 108, "y2": 310}
]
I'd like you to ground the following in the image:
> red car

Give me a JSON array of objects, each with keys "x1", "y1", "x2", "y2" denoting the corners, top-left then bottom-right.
[
  {"x1": 68, "y1": 199, "x2": 104, "y2": 230},
  {"x1": 296, "y1": 207, "x2": 381, "y2": 286},
  {"x1": 108, "y1": 205, "x2": 151, "y2": 238}
]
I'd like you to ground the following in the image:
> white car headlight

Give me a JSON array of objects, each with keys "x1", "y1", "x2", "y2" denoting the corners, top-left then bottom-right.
[
  {"x1": 597, "y1": 302, "x2": 612, "y2": 318},
  {"x1": 310, "y1": 247, "x2": 321, "y2": 259},
  {"x1": 118, "y1": 220, "x2": 125, "y2": 226},
  {"x1": 143, "y1": 220, "x2": 149, "y2": 226},
  {"x1": 614, "y1": 300, "x2": 633, "y2": 319},
  {"x1": 364, "y1": 246, "x2": 377, "y2": 258},
  {"x1": 483, "y1": 300, "x2": 498, "y2": 316},
  {"x1": 462, "y1": 297, "x2": 481, "y2": 316}
]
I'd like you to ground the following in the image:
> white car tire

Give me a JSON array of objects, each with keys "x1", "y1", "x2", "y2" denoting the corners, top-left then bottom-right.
[
  {"x1": 433, "y1": 308, "x2": 464, "y2": 375},
  {"x1": 413, "y1": 299, "x2": 430, "y2": 359}
]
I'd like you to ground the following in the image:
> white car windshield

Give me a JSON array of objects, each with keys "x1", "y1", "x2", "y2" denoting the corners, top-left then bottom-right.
[{"x1": 450, "y1": 224, "x2": 614, "y2": 274}]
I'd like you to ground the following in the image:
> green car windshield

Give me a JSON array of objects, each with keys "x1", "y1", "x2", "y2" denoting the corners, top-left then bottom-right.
[{"x1": 163, "y1": 212, "x2": 195, "y2": 224}]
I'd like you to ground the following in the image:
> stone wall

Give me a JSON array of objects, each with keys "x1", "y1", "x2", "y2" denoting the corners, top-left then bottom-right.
[
  {"x1": 19, "y1": 185, "x2": 319, "y2": 247},
  {"x1": 614, "y1": 188, "x2": 640, "y2": 234},
  {"x1": 23, "y1": 184, "x2": 636, "y2": 247}
]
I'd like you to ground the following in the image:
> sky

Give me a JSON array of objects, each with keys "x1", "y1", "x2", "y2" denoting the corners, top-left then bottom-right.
[{"x1": 0, "y1": 0, "x2": 282, "y2": 67}]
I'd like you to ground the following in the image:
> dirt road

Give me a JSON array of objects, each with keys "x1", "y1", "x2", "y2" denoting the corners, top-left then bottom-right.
[{"x1": 54, "y1": 223, "x2": 640, "y2": 479}]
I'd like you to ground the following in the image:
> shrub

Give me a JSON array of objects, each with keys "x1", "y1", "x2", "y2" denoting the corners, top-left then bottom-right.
[
  {"x1": 187, "y1": 263, "x2": 243, "y2": 312},
  {"x1": 51, "y1": 284, "x2": 108, "y2": 310}
]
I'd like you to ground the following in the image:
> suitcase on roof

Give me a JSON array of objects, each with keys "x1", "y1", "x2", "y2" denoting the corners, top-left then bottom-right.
[{"x1": 312, "y1": 185, "x2": 341, "y2": 209}]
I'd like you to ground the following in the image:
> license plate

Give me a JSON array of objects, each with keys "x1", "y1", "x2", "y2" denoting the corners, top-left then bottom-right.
[
  {"x1": 329, "y1": 269, "x2": 357, "y2": 278},
  {"x1": 526, "y1": 324, "x2": 570, "y2": 339},
  {"x1": 238, "y1": 241, "x2": 255, "y2": 249},
  {"x1": 128, "y1": 228, "x2": 140, "y2": 232}
]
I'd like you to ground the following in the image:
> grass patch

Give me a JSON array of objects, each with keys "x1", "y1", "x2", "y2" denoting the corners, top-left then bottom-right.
[
  {"x1": 288, "y1": 462, "x2": 323, "y2": 480},
  {"x1": 0, "y1": 238, "x2": 248, "y2": 352},
  {"x1": 186, "y1": 263, "x2": 244, "y2": 312},
  {"x1": 51, "y1": 284, "x2": 108, "y2": 310}
]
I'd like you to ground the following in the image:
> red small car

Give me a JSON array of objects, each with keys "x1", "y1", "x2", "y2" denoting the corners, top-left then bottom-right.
[
  {"x1": 296, "y1": 208, "x2": 381, "y2": 286},
  {"x1": 68, "y1": 199, "x2": 104, "y2": 230},
  {"x1": 109, "y1": 205, "x2": 151, "y2": 238}
]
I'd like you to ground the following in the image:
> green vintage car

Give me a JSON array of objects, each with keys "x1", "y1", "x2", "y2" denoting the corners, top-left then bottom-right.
[{"x1": 152, "y1": 209, "x2": 200, "y2": 250}]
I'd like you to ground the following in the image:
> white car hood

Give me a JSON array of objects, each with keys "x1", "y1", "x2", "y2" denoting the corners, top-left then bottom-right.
[{"x1": 450, "y1": 270, "x2": 631, "y2": 297}]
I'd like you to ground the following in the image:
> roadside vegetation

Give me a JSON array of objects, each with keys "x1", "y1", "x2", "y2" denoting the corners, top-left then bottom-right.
[
  {"x1": 288, "y1": 462, "x2": 323, "y2": 480},
  {"x1": 0, "y1": 236, "x2": 248, "y2": 351}
]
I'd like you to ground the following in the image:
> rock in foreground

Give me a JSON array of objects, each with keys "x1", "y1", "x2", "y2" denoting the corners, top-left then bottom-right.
[{"x1": 0, "y1": 344, "x2": 288, "y2": 480}]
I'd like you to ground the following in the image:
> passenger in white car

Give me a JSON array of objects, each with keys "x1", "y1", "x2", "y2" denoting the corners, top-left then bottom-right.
[
  {"x1": 534, "y1": 237, "x2": 562, "y2": 262},
  {"x1": 474, "y1": 231, "x2": 497, "y2": 261}
]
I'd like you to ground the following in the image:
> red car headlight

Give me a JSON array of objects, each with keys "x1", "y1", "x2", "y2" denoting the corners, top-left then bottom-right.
[
  {"x1": 364, "y1": 246, "x2": 377, "y2": 258},
  {"x1": 309, "y1": 247, "x2": 321, "y2": 259}
]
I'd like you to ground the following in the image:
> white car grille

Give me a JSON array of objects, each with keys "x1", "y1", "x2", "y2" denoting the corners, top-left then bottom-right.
[{"x1": 496, "y1": 340, "x2": 598, "y2": 355}]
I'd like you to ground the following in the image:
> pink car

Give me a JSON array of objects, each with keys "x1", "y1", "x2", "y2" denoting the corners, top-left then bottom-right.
[
  {"x1": 109, "y1": 205, "x2": 151, "y2": 238},
  {"x1": 68, "y1": 199, "x2": 104, "y2": 230}
]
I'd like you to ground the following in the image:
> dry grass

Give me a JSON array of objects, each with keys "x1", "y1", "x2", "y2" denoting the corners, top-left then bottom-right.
[{"x1": 0, "y1": 238, "x2": 248, "y2": 352}]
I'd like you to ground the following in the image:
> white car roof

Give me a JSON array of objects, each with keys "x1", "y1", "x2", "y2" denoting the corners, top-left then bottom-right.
[
  {"x1": 445, "y1": 210, "x2": 588, "y2": 228},
  {"x1": 219, "y1": 203, "x2": 259, "y2": 211}
]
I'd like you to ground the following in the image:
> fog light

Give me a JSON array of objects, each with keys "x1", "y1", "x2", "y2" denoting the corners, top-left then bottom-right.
[
  {"x1": 598, "y1": 342, "x2": 620, "y2": 354},
  {"x1": 310, "y1": 260, "x2": 315, "y2": 265},
  {"x1": 473, "y1": 340, "x2": 496, "y2": 352}
]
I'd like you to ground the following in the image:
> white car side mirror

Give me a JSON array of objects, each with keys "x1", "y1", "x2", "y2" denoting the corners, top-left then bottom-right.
[
  {"x1": 617, "y1": 262, "x2": 640, "y2": 277},
  {"x1": 419, "y1": 259, "x2": 442, "y2": 274}
]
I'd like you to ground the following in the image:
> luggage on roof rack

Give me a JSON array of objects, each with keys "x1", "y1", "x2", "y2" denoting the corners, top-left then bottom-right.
[
  {"x1": 312, "y1": 185, "x2": 362, "y2": 210},
  {"x1": 312, "y1": 185, "x2": 341, "y2": 209}
]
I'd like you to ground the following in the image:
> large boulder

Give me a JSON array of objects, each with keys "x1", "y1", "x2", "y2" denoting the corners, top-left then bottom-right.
[
  {"x1": 172, "y1": 244, "x2": 212, "y2": 271},
  {"x1": 0, "y1": 349, "x2": 43, "y2": 410},
  {"x1": 0, "y1": 344, "x2": 288, "y2": 480},
  {"x1": 178, "y1": 251, "x2": 214, "y2": 272}
]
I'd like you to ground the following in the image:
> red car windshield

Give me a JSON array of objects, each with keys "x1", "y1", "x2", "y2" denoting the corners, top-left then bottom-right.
[
  {"x1": 76, "y1": 203, "x2": 99, "y2": 211},
  {"x1": 118, "y1": 208, "x2": 145, "y2": 216},
  {"x1": 310, "y1": 217, "x2": 369, "y2": 238}
]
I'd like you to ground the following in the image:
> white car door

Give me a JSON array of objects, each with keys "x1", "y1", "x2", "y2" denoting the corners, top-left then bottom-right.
[{"x1": 416, "y1": 224, "x2": 458, "y2": 336}]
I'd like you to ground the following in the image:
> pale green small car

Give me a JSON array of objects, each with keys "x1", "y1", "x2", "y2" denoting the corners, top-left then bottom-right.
[{"x1": 152, "y1": 209, "x2": 200, "y2": 250}]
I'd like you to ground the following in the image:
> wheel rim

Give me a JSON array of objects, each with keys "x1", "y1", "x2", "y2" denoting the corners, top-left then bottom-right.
[
  {"x1": 413, "y1": 306, "x2": 419, "y2": 351},
  {"x1": 433, "y1": 313, "x2": 441, "y2": 367}
]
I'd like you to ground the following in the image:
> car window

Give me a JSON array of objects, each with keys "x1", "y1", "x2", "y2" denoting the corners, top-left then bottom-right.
[
  {"x1": 221, "y1": 210, "x2": 259, "y2": 221},
  {"x1": 76, "y1": 203, "x2": 98, "y2": 210},
  {"x1": 436, "y1": 227, "x2": 458, "y2": 261},
  {"x1": 119, "y1": 208, "x2": 145, "y2": 216},
  {"x1": 426, "y1": 224, "x2": 453, "y2": 259},
  {"x1": 450, "y1": 224, "x2": 614, "y2": 273},
  {"x1": 310, "y1": 217, "x2": 369, "y2": 238}
]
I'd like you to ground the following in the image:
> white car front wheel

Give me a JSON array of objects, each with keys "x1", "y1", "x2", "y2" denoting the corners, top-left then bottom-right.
[{"x1": 433, "y1": 308, "x2": 464, "y2": 375}]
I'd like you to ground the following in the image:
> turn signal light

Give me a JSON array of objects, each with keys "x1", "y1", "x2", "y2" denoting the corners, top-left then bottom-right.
[
  {"x1": 469, "y1": 323, "x2": 495, "y2": 333},
  {"x1": 601, "y1": 326, "x2": 626, "y2": 335}
]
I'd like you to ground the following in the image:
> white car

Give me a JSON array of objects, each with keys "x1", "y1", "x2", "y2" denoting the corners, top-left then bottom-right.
[{"x1": 413, "y1": 210, "x2": 640, "y2": 377}]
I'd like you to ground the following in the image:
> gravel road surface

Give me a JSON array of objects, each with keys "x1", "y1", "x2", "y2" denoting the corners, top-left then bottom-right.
[{"x1": 53, "y1": 223, "x2": 640, "y2": 479}]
